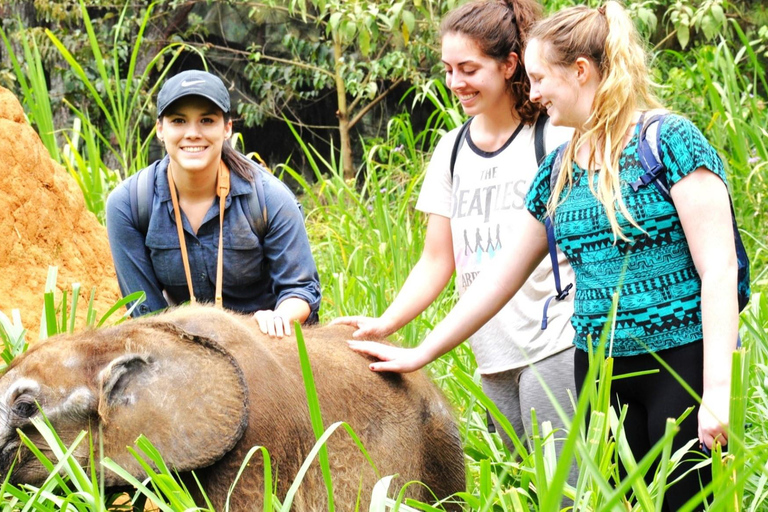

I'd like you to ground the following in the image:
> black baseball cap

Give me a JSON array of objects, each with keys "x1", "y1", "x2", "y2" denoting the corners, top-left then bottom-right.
[{"x1": 156, "y1": 70, "x2": 230, "y2": 117}]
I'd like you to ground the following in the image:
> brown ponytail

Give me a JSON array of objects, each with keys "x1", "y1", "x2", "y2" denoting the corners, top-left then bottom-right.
[
  {"x1": 440, "y1": 0, "x2": 544, "y2": 126},
  {"x1": 221, "y1": 113, "x2": 257, "y2": 182}
]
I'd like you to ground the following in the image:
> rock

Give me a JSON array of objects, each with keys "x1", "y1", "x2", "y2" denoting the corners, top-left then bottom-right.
[{"x1": 0, "y1": 86, "x2": 121, "y2": 335}]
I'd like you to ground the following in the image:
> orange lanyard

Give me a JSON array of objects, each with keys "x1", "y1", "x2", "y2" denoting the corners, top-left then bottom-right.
[{"x1": 167, "y1": 161, "x2": 230, "y2": 309}]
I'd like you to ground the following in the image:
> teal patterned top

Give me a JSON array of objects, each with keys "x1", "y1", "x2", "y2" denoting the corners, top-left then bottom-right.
[{"x1": 525, "y1": 114, "x2": 727, "y2": 356}]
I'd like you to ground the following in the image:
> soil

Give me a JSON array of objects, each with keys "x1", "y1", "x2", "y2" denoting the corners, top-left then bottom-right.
[{"x1": 0, "y1": 86, "x2": 121, "y2": 336}]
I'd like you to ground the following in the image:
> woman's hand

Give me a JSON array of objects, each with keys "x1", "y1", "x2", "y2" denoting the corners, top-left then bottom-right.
[
  {"x1": 699, "y1": 384, "x2": 730, "y2": 450},
  {"x1": 330, "y1": 316, "x2": 397, "y2": 339},
  {"x1": 347, "y1": 340, "x2": 432, "y2": 373},
  {"x1": 253, "y1": 310, "x2": 292, "y2": 338}
]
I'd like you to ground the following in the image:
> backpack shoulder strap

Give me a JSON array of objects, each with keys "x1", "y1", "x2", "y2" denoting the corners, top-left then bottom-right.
[
  {"x1": 534, "y1": 113, "x2": 549, "y2": 165},
  {"x1": 245, "y1": 165, "x2": 269, "y2": 243},
  {"x1": 129, "y1": 163, "x2": 156, "y2": 235},
  {"x1": 634, "y1": 112, "x2": 752, "y2": 311},
  {"x1": 450, "y1": 118, "x2": 472, "y2": 180},
  {"x1": 549, "y1": 142, "x2": 568, "y2": 192},
  {"x1": 632, "y1": 113, "x2": 671, "y2": 199},
  {"x1": 541, "y1": 141, "x2": 573, "y2": 330}
]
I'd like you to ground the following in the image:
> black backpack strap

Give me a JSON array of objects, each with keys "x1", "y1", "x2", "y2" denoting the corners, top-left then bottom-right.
[
  {"x1": 534, "y1": 113, "x2": 549, "y2": 165},
  {"x1": 542, "y1": 215, "x2": 573, "y2": 329},
  {"x1": 129, "y1": 162, "x2": 157, "y2": 235},
  {"x1": 541, "y1": 142, "x2": 572, "y2": 330},
  {"x1": 450, "y1": 118, "x2": 472, "y2": 180},
  {"x1": 245, "y1": 165, "x2": 269, "y2": 243}
]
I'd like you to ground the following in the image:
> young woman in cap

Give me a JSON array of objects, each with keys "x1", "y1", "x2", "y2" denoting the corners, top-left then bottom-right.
[{"x1": 106, "y1": 70, "x2": 321, "y2": 337}]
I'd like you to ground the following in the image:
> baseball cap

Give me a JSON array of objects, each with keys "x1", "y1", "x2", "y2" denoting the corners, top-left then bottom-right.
[{"x1": 156, "y1": 70, "x2": 230, "y2": 117}]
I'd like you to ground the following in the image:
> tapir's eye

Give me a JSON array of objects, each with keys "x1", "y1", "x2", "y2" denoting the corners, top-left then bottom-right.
[{"x1": 12, "y1": 399, "x2": 38, "y2": 419}]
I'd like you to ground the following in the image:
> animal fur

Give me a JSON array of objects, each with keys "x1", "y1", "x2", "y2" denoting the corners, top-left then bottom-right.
[{"x1": 0, "y1": 306, "x2": 465, "y2": 510}]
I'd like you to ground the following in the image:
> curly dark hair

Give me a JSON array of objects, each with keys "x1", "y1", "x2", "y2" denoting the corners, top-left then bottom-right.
[{"x1": 440, "y1": 0, "x2": 544, "y2": 125}]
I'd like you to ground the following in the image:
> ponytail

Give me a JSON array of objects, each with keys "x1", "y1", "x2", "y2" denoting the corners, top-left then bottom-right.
[
  {"x1": 530, "y1": 1, "x2": 662, "y2": 241},
  {"x1": 441, "y1": 0, "x2": 544, "y2": 125},
  {"x1": 222, "y1": 139, "x2": 258, "y2": 182}
]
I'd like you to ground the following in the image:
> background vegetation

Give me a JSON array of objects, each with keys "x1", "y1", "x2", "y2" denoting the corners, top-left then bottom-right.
[{"x1": 1, "y1": 0, "x2": 767, "y2": 510}]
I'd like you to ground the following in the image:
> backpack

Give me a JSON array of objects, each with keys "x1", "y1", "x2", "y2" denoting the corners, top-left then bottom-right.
[
  {"x1": 541, "y1": 113, "x2": 751, "y2": 330},
  {"x1": 129, "y1": 156, "x2": 269, "y2": 242},
  {"x1": 450, "y1": 112, "x2": 550, "y2": 178}
]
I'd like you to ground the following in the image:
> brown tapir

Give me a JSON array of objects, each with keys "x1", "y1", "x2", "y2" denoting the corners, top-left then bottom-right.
[{"x1": 0, "y1": 306, "x2": 465, "y2": 510}]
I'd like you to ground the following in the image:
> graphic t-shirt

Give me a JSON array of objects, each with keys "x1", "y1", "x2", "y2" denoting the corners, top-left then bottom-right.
[
  {"x1": 524, "y1": 114, "x2": 727, "y2": 356},
  {"x1": 416, "y1": 119, "x2": 575, "y2": 374}
]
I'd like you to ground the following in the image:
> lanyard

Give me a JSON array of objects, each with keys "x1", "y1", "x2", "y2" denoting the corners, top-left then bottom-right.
[{"x1": 167, "y1": 161, "x2": 230, "y2": 309}]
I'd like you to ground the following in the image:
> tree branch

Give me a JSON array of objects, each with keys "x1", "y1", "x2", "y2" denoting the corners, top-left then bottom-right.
[
  {"x1": 348, "y1": 77, "x2": 405, "y2": 130},
  {"x1": 255, "y1": 52, "x2": 336, "y2": 78}
]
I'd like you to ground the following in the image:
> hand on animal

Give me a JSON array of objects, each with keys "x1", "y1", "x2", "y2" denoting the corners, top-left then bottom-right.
[
  {"x1": 347, "y1": 340, "x2": 432, "y2": 373},
  {"x1": 330, "y1": 315, "x2": 397, "y2": 338},
  {"x1": 253, "y1": 309, "x2": 291, "y2": 337}
]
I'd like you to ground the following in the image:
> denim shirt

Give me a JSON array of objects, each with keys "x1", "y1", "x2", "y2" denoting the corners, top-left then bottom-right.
[{"x1": 106, "y1": 156, "x2": 321, "y2": 320}]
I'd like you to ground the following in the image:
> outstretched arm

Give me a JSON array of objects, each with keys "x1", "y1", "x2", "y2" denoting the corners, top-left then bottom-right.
[
  {"x1": 672, "y1": 167, "x2": 738, "y2": 449},
  {"x1": 348, "y1": 212, "x2": 549, "y2": 372},
  {"x1": 332, "y1": 214, "x2": 455, "y2": 338}
]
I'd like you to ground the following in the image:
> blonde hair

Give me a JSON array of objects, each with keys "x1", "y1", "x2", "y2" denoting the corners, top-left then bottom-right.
[{"x1": 529, "y1": 1, "x2": 662, "y2": 241}]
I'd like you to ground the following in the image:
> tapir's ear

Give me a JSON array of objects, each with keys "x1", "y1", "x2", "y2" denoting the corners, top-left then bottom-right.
[
  {"x1": 98, "y1": 354, "x2": 152, "y2": 418},
  {"x1": 96, "y1": 324, "x2": 248, "y2": 486}
]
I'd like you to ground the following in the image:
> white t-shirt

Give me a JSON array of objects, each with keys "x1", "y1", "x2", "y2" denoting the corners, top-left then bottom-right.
[{"x1": 416, "y1": 119, "x2": 576, "y2": 374}]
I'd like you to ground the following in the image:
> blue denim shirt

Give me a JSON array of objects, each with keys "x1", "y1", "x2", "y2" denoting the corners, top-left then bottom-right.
[{"x1": 106, "y1": 156, "x2": 321, "y2": 320}]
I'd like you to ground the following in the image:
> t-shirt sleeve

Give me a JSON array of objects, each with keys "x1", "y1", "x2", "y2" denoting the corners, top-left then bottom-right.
[
  {"x1": 414, "y1": 127, "x2": 460, "y2": 218},
  {"x1": 658, "y1": 114, "x2": 727, "y2": 187},
  {"x1": 524, "y1": 150, "x2": 558, "y2": 223}
]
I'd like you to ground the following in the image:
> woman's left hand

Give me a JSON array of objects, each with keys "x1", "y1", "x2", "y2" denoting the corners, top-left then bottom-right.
[
  {"x1": 698, "y1": 384, "x2": 730, "y2": 450},
  {"x1": 254, "y1": 310, "x2": 292, "y2": 338}
]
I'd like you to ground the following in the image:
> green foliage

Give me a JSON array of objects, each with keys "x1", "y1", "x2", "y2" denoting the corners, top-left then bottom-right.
[
  {"x1": 0, "y1": 24, "x2": 60, "y2": 161},
  {"x1": 44, "y1": 0, "x2": 189, "y2": 180},
  {"x1": 241, "y1": 0, "x2": 456, "y2": 177},
  {"x1": 656, "y1": 22, "x2": 768, "y2": 289},
  {"x1": 0, "y1": 266, "x2": 145, "y2": 371}
]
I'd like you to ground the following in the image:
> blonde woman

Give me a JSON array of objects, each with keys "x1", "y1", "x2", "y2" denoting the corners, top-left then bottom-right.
[{"x1": 348, "y1": 2, "x2": 738, "y2": 509}]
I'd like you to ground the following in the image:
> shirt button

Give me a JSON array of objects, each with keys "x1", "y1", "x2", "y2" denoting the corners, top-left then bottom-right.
[{"x1": 200, "y1": 273, "x2": 207, "y2": 279}]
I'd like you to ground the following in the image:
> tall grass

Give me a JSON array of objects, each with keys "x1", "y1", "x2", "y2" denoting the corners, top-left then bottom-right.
[
  {"x1": 657, "y1": 23, "x2": 768, "y2": 288},
  {"x1": 0, "y1": 25, "x2": 60, "y2": 162}
]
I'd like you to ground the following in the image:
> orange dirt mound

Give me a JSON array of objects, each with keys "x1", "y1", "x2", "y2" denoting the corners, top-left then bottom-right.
[{"x1": 0, "y1": 86, "x2": 121, "y2": 335}]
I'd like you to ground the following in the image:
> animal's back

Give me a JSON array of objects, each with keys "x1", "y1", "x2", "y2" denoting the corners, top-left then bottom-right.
[{"x1": 160, "y1": 307, "x2": 465, "y2": 510}]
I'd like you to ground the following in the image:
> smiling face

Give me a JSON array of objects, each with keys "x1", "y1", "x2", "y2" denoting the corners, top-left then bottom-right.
[
  {"x1": 156, "y1": 96, "x2": 233, "y2": 176},
  {"x1": 441, "y1": 32, "x2": 517, "y2": 119},
  {"x1": 525, "y1": 38, "x2": 597, "y2": 129}
]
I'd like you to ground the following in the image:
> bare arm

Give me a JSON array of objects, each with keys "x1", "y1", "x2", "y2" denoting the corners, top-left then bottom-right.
[
  {"x1": 332, "y1": 214, "x2": 456, "y2": 338},
  {"x1": 348, "y1": 212, "x2": 549, "y2": 372},
  {"x1": 671, "y1": 167, "x2": 738, "y2": 449}
]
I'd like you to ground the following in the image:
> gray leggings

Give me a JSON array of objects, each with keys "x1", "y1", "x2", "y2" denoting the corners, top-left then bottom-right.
[{"x1": 481, "y1": 346, "x2": 577, "y2": 486}]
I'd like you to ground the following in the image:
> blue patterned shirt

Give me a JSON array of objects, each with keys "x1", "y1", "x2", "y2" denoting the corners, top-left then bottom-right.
[{"x1": 525, "y1": 114, "x2": 727, "y2": 356}]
